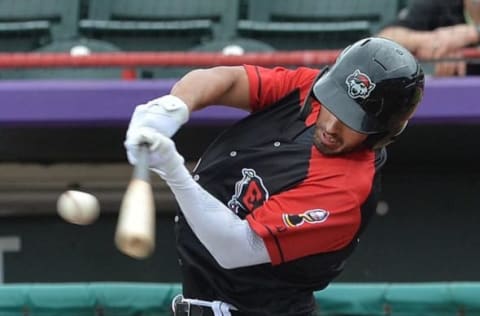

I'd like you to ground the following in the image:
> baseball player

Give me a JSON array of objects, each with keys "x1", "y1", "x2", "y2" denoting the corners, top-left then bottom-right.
[{"x1": 124, "y1": 37, "x2": 425, "y2": 316}]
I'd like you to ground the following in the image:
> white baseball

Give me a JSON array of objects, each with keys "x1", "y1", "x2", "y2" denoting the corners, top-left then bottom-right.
[{"x1": 57, "y1": 190, "x2": 100, "y2": 225}]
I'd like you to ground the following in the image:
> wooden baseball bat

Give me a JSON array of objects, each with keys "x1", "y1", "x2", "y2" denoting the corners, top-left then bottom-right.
[{"x1": 115, "y1": 142, "x2": 156, "y2": 259}]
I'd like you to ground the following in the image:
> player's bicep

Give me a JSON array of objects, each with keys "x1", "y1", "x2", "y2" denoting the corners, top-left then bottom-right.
[{"x1": 213, "y1": 66, "x2": 251, "y2": 112}]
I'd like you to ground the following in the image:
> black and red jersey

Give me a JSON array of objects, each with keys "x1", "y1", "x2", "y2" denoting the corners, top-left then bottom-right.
[{"x1": 174, "y1": 65, "x2": 385, "y2": 316}]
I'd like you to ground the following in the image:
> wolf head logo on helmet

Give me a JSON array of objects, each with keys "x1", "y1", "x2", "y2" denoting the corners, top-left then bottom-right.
[{"x1": 345, "y1": 69, "x2": 376, "y2": 99}]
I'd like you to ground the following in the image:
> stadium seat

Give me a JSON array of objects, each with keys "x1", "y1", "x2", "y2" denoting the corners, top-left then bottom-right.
[
  {"x1": 0, "y1": 0, "x2": 80, "y2": 52},
  {"x1": 0, "y1": 38, "x2": 126, "y2": 79},
  {"x1": 79, "y1": 0, "x2": 239, "y2": 51},
  {"x1": 238, "y1": 0, "x2": 399, "y2": 50}
]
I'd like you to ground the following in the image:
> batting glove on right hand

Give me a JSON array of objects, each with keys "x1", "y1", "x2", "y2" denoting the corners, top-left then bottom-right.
[
  {"x1": 126, "y1": 95, "x2": 190, "y2": 140},
  {"x1": 125, "y1": 126, "x2": 185, "y2": 178}
]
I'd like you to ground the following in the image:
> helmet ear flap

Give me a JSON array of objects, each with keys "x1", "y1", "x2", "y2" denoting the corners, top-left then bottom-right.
[
  {"x1": 366, "y1": 121, "x2": 409, "y2": 149},
  {"x1": 299, "y1": 66, "x2": 330, "y2": 120}
]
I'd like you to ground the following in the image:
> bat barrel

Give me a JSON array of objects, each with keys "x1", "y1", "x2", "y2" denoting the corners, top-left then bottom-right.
[
  {"x1": 114, "y1": 142, "x2": 156, "y2": 259},
  {"x1": 115, "y1": 227, "x2": 155, "y2": 259}
]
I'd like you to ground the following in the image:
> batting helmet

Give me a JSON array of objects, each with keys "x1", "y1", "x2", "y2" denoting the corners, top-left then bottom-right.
[{"x1": 312, "y1": 37, "x2": 424, "y2": 149}]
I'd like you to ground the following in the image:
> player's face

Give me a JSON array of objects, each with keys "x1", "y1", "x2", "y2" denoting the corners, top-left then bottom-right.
[{"x1": 313, "y1": 107, "x2": 368, "y2": 155}]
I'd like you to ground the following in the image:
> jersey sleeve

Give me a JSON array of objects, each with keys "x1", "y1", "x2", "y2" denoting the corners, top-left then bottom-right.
[
  {"x1": 246, "y1": 149, "x2": 375, "y2": 265},
  {"x1": 243, "y1": 64, "x2": 318, "y2": 112}
]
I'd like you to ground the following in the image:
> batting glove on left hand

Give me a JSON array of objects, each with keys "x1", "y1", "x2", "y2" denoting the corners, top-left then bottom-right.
[{"x1": 126, "y1": 95, "x2": 190, "y2": 140}]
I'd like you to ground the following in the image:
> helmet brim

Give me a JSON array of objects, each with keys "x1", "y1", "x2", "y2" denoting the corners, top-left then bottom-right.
[{"x1": 312, "y1": 74, "x2": 382, "y2": 134}]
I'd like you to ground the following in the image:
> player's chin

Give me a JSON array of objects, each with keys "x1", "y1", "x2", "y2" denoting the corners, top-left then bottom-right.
[
  {"x1": 313, "y1": 137, "x2": 344, "y2": 156},
  {"x1": 314, "y1": 143, "x2": 342, "y2": 156}
]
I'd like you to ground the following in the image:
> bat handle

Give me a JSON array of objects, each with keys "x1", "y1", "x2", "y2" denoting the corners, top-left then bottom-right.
[{"x1": 134, "y1": 142, "x2": 151, "y2": 181}]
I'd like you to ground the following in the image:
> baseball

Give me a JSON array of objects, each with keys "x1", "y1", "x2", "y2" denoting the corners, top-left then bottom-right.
[{"x1": 57, "y1": 190, "x2": 100, "y2": 225}]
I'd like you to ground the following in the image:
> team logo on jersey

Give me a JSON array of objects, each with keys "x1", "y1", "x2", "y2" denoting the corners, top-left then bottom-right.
[
  {"x1": 283, "y1": 209, "x2": 329, "y2": 227},
  {"x1": 228, "y1": 168, "x2": 269, "y2": 215},
  {"x1": 346, "y1": 69, "x2": 376, "y2": 99}
]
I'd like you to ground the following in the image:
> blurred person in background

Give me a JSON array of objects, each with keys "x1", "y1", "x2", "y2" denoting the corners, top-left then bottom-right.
[{"x1": 378, "y1": 0, "x2": 480, "y2": 76}]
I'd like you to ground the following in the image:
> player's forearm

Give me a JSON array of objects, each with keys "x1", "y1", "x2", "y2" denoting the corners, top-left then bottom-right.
[
  {"x1": 149, "y1": 141, "x2": 270, "y2": 268},
  {"x1": 170, "y1": 66, "x2": 251, "y2": 113},
  {"x1": 170, "y1": 180, "x2": 271, "y2": 269}
]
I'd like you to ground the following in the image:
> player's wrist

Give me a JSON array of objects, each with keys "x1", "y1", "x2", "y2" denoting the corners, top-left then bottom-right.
[
  {"x1": 151, "y1": 150, "x2": 190, "y2": 186},
  {"x1": 127, "y1": 95, "x2": 188, "y2": 141}
]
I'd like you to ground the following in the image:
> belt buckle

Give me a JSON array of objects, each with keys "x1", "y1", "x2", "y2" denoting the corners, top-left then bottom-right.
[{"x1": 173, "y1": 295, "x2": 191, "y2": 316}]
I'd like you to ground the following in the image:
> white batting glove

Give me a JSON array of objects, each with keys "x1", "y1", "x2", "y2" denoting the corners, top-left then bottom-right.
[
  {"x1": 126, "y1": 95, "x2": 190, "y2": 140},
  {"x1": 124, "y1": 126, "x2": 185, "y2": 173}
]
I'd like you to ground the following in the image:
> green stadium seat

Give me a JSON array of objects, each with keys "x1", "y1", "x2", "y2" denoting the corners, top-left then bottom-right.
[
  {"x1": 238, "y1": 0, "x2": 399, "y2": 50},
  {"x1": 0, "y1": 0, "x2": 80, "y2": 52},
  {"x1": 79, "y1": 0, "x2": 240, "y2": 51}
]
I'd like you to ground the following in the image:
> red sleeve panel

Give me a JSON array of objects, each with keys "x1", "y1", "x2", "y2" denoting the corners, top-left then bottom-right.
[
  {"x1": 246, "y1": 148, "x2": 376, "y2": 265},
  {"x1": 243, "y1": 65, "x2": 319, "y2": 113}
]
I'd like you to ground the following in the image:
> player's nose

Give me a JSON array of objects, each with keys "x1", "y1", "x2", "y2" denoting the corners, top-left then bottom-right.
[{"x1": 324, "y1": 115, "x2": 343, "y2": 134}]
